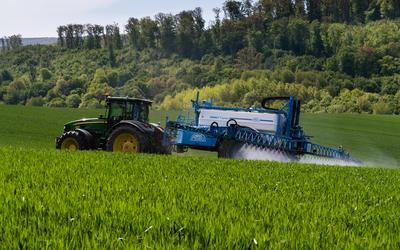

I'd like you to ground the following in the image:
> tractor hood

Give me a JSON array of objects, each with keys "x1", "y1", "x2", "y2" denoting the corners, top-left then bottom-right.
[{"x1": 64, "y1": 118, "x2": 107, "y2": 131}]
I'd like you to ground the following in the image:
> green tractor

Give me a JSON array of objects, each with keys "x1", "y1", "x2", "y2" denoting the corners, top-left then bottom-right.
[{"x1": 56, "y1": 96, "x2": 171, "y2": 154}]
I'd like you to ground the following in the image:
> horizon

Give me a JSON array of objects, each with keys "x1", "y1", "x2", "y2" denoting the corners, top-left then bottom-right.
[{"x1": 0, "y1": 0, "x2": 225, "y2": 38}]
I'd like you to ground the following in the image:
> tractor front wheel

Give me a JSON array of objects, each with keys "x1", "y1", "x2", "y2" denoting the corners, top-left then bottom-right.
[
  {"x1": 106, "y1": 126, "x2": 148, "y2": 153},
  {"x1": 56, "y1": 131, "x2": 88, "y2": 151}
]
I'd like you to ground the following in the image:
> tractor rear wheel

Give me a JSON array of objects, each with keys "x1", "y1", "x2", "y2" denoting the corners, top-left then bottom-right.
[
  {"x1": 106, "y1": 126, "x2": 148, "y2": 153},
  {"x1": 56, "y1": 131, "x2": 88, "y2": 151}
]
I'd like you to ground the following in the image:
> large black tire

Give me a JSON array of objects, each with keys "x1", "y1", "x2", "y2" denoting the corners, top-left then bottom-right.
[
  {"x1": 106, "y1": 125, "x2": 149, "y2": 153},
  {"x1": 218, "y1": 140, "x2": 234, "y2": 158},
  {"x1": 153, "y1": 143, "x2": 172, "y2": 155},
  {"x1": 218, "y1": 140, "x2": 244, "y2": 159},
  {"x1": 151, "y1": 129, "x2": 172, "y2": 155},
  {"x1": 56, "y1": 131, "x2": 89, "y2": 151}
]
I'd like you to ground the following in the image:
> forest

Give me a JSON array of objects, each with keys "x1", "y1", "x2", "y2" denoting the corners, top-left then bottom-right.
[{"x1": 0, "y1": 0, "x2": 400, "y2": 114}]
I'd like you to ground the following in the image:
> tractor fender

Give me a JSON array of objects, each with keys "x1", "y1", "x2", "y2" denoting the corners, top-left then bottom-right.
[
  {"x1": 110, "y1": 120, "x2": 155, "y2": 134},
  {"x1": 150, "y1": 123, "x2": 164, "y2": 133},
  {"x1": 75, "y1": 128, "x2": 94, "y2": 148}
]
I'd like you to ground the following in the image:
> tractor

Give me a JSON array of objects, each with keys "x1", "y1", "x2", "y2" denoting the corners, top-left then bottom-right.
[{"x1": 56, "y1": 96, "x2": 170, "y2": 154}]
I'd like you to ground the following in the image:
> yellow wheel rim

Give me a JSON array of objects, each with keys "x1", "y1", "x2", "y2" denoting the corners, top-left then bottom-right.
[
  {"x1": 61, "y1": 138, "x2": 79, "y2": 151},
  {"x1": 113, "y1": 133, "x2": 139, "y2": 153}
]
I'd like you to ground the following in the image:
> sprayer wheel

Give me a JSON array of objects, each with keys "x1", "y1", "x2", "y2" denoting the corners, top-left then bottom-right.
[{"x1": 217, "y1": 140, "x2": 240, "y2": 158}]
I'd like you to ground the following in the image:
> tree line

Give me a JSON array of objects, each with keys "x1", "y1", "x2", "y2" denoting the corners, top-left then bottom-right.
[
  {"x1": 0, "y1": 35, "x2": 22, "y2": 52},
  {"x1": 55, "y1": 0, "x2": 400, "y2": 60},
  {"x1": 57, "y1": 24, "x2": 123, "y2": 50}
]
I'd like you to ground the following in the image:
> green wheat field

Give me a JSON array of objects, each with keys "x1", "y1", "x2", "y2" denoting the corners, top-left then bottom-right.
[{"x1": 0, "y1": 104, "x2": 400, "y2": 248}]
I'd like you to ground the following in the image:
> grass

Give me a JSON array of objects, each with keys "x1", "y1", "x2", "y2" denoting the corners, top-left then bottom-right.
[
  {"x1": 1, "y1": 147, "x2": 400, "y2": 248},
  {"x1": 0, "y1": 105, "x2": 400, "y2": 248},
  {"x1": 302, "y1": 113, "x2": 400, "y2": 167},
  {"x1": 0, "y1": 104, "x2": 399, "y2": 166}
]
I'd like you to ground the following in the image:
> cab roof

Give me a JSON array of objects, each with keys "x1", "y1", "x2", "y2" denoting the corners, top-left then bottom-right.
[{"x1": 107, "y1": 96, "x2": 153, "y2": 104}]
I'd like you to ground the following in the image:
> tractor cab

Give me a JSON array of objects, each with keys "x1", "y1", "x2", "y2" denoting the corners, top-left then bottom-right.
[{"x1": 105, "y1": 97, "x2": 153, "y2": 126}]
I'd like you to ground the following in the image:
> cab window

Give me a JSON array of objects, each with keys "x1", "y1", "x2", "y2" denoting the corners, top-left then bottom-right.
[
  {"x1": 109, "y1": 102, "x2": 126, "y2": 121},
  {"x1": 127, "y1": 102, "x2": 149, "y2": 122}
]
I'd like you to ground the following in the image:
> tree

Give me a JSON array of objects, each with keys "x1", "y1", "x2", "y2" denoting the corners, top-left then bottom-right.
[
  {"x1": 9, "y1": 35, "x2": 22, "y2": 49},
  {"x1": 377, "y1": 0, "x2": 400, "y2": 19},
  {"x1": 294, "y1": 0, "x2": 306, "y2": 17},
  {"x1": 275, "y1": 0, "x2": 294, "y2": 18},
  {"x1": 337, "y1": 47, "x2": 356, "y2": 76},
  {"x1": 65, "y1": 25, "x2": 74, "y2": 49},
  {"x1": 126, "y1": 17, "x2": 141, "y2": 49},
  {"x1": 176, "y1": 11, "x2": 195, "y2": 57},
  {"x1": 139, "y1": 17, "x2": 158, "y2": 49},
  {"x1": 39, "y1": 68, "x2": 52, "y2": 81},
  {"x1": 66, "y1": 94, "x2": 81, "y2": 108},
  {"x1": 93, "y1": 25, "x2": 104, "y2": 49},
  {"x1": 308, "y1": 20, "x2": 324, "y2": 56},
  {"x1": 241, "y1": 0, "x2": 253, "y2": 17},
  {"x1": 287, "y1": 18, "x2": 309, "y2": 55},
  {"x1": 354, "y1": 47, "x2": 380, "y2": 77},
  {"x1": 84, "y1": 24, "x2": 95, "y2": 49},
  {"x1": 5, "y1": 38, "x2": 10, "y2": 50},
  {"x1": 220, "y1": 20, "x2": 246, "y2": 55},
  {"x1": 223, "y1": 0, "x2": 243, "y2": 21},
  {"x1": 307, "y1": 0, "x2": 322, "y2": 21},
  {"x1": 192, "y1": 7, "x2": 206, "y2": 58},
  {"x1": 112, "y1": 24, "x2": 123, "y2": 49},
  {"x1": 193, "y1": 7, "x2": 205, "y2": 38},
  {"x1": 211, "y1": 8, "x2": 222, "y2": 52},
  {"x1": 156, "y1": 13, "x2": 177, "y2": 55},
  {"x1": 1, "y1": 70, "x2": 13, "y2": 82},
  {"x1": 236, "y1": 47, "x2": 263, "y2": 69},
  {"x1": 105, "y1": 25, "x2": 117, "y2": 67},
  {"x1": 57, "y1": 26, "x2": 65, "y2": 47},
  {"x1": 73, "y1": 24, "x2": 84, "y2": 49},
  {"x1": 269, "y1": 18, "x2": 289, "y2": 50},
  {"x1": 0, "y1": 38, "x2": 5, "y2": 52},
  {"x1": 4, "y1": 80, "x2": 26, "y2": 105},
  {"x1": 338, "y1": 0, "x2": 351, "y2": 22}
]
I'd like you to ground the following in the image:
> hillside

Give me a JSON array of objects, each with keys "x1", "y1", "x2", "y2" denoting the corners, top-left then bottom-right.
[{"x1": 0, "y1": 1, "x2": 399, "y2": 114}]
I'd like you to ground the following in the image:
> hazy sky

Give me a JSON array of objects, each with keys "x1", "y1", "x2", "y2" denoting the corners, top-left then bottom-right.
[{"x1": 0, "y1": 0, "x2": 226, "y2": 37}]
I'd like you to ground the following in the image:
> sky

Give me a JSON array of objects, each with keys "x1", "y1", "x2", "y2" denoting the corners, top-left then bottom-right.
[{"x1": 0, "y1": 0, "x2": 226, "y2": 37}]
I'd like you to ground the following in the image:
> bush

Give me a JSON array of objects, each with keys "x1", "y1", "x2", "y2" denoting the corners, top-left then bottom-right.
[
  {"x1": 48, "y1": 97, "x2": 66, "y2": 108},
  {"x1": 66, "y1": 94, "x2": 81, "y2": 108},
  {"x1": 3, "y1": 80, "x2": 26, "y2": 105},
  {"x1": 328, "y1": 104, "x2": 347, "y2": 113},
  {"x1": 39, "y1": 68, "x2": 52, "y2": 81},
  {"x1": 26, "y1": 97, "x2": 45, "y2": 107},
  {"x1": 80, "y1": 98, "x2": 104, "y2": 109},
  {"x1": 280, "y1": 69, "x2": 295, "y2": 83},
  {"x1": 1, "y1": 70, "x2": 13, "y2": 82},
  {"x1": 372, "y1": 102, "x2": 393, "y2": 114}
]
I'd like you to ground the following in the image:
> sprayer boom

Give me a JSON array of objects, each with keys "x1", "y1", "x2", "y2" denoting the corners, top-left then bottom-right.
[{"x1": 165, "y1": 93, "x2": 361, "y2": 166}]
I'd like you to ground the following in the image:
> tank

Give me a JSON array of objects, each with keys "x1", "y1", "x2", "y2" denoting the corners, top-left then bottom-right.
[{"x1": 197, "y1": 109, "x2": 286, "y2": 134}]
